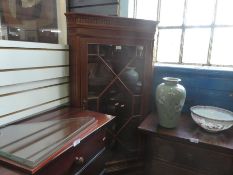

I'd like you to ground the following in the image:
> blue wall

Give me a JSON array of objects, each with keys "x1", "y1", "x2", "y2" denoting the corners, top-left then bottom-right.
[{"x1": 153, "y1": 65, "x2": 233, "y2": 114}]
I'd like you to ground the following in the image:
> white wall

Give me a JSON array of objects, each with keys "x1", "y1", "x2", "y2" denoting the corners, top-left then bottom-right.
[{"x1": 0, "y1": 41, "x2": 69, "y2": 127}]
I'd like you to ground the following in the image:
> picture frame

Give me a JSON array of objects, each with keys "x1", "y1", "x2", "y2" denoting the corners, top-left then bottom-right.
[{"x1": 0, "y1": 0, "x2": 58, "y2": 43}]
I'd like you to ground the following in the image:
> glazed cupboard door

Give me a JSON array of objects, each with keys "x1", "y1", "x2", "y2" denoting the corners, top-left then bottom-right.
[
  {"x1": 79, "y1": 38, "x2": 149, "y2": 162},
  {"x1": 66, "y1": 13, "x2": 157, "y2": 174},
  {"x1": 80, "y1": 38, "x2": 147, "y2": 112}
]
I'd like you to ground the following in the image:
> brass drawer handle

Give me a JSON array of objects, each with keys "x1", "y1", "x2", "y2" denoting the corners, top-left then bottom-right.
[{"x1": 75, "y1": 156, "x2": 84, "y2": 164}]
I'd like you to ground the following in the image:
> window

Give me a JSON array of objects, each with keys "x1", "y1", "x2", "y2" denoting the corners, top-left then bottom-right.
[{"x1": 129, "y1": 0, "x2": 233, "y2": 67}]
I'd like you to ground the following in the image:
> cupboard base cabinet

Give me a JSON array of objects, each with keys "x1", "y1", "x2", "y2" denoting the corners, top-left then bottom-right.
[
  {"x1": 139, "y1": 113, "x2": 233, "y2": 175},
  {"x1": 0, "y1": 108, "x2": 114, "y2": 175},
  {"x1": 66, "y1": 13, "x2": 158, "y2": 174}
]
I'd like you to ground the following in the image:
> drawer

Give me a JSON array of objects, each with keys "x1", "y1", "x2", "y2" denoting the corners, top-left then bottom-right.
[
  {"x1": 69, "y1": 130, "x2": 106, "y2": 174},
  {"x1": 150, "y1": 137, "x2": 233, "y2": 175},
  {"x1": 147, "y1": 159, "x2": 205, "y2": 175},
  {"x1": 36, "y1": 129, "x2": 106, "y2": 175},
  {"x1": 75, "y1": 147, "x2": 105, "y2": 175}
]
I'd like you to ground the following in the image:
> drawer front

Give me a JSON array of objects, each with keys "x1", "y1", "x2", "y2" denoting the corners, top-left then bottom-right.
[
  {"x1": 36, "y1": 129, "x2": 106, "y2": 175},
  {"x1": 147, "y1": 159, "x2": 205, "y2": 175},
  {"x1": 69, "y1": 130, "x2": 106, "y2": 173},
  {"x1": 150, "y1": 137, "x2": 233, "y2": 175},
  {"x1": 76, "y1": 148, "x2": 105, "y2": 175}
]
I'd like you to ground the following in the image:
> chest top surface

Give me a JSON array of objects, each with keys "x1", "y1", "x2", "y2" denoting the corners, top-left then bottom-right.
[{"x1": 139, "y1": 113, "x2": 233, "y2": 153}]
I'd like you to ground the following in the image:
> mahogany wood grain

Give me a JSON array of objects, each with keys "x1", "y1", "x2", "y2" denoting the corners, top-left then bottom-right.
[
  {"x1": 147, "y1": 159, "x2": 206, "y2": 175},
  {"x1": 139, "y1": 113, "x2": 233, "y2": 175},
  {"x1": 0, "y1": 107, "x2": 114, "y2": 175},
  {"x1": 65, "y1": 12, "x2": 157, "y2": 40},
  {"x1": 139, "y1": 113, "x2": 233, "y2": 153},
  {"x1": 37, "y1": 129, "x2": 106, "y2": 175},
  {"x1": 65, "y1": 12, "x2": 158, "y2": 116},
  {"x1": 151, "y1": 137, "x2": 232, "y2": 175},
  {"x1": 66, "y1": 13, "x2": 158, "y2": 174}
]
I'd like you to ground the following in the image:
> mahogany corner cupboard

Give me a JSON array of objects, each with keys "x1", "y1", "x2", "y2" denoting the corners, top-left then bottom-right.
[{"x1": 66, "y1": 13, "x2": 158, "y2": 174}]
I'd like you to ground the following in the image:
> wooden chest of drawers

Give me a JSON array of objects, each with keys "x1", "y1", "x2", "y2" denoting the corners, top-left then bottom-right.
[
  {"x1": 138, "y1": 113, "x2": 233, "y2": 175},
  {"x1": 37, "y1": 129, "x2": 106, "y2": 175}
]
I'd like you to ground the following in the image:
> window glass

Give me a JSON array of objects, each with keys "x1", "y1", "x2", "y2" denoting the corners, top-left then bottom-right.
[
  {"x1": 136, "y1": 0, "x2": 158, "y2": 20},
  {"x1": 159, "y1": 0, "x2": 185, "y2": 26},
  {"x1": 182, "y1": 28, "x2": 211, "y2": 64},
  {"x1": 215, "y1": 0, "x2": 233, "y2": 25},
  {"x1": 128, "y1": 0, "x2": 135, "y2": 18},
  {"x1": 0, "y1": 0, "x2": 59, "y2": 43},
  {"x1": 185, "y1": 0, "x2": 216, "y2": 25},
  {"x1": 157, "y1": 29, "x2": 182, "y2": 63},
  {"x1": 134, "y1": 0, "x2": 233, "y2": 67},
  {"x1": 211, "y1": 28, "x2": 233, "y2": 65}
]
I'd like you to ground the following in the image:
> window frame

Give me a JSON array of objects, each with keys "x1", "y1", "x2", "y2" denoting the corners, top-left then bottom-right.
[{"x1": 132, "y1": 0, "x2": 233, "y2": 67}]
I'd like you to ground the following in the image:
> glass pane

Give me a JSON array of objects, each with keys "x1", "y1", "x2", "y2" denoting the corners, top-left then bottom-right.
[
  {"x1": 87, "y1": 44, "x2": 145, "y2": 111},
  {"x1": 157, "y1": 29, "x2": 182, "y2": 63},
  {"x1": 128, "y1": 0, "x2": 135, "y2": 18},
  {"x1": 185, "y1": 0, "x2": 215, "y2": 25},
  {"x1": 0, "y1": 0, "x2": 59, "y2": 43},
  {"x1": 211, "y1": 28, "x2": 233, "y2": 65},
  {"x1": 215, "y1": 0, "x2": 233, "y2": 25},
  {"x1": 86, "y1": 43, "x2": 144, "y2": 159},
  {"x1": 136, "y1": 0, "x2": 158, "y2": 20},
  {"x1": 100, "y1": 83, "x2": 131, "y2": 116},
  {"x1": 0, "y1": 117, "x2": 95, "y2": 168},
  {"x1": 160, "y1": 0, "x2": 185, "y2": 26},
  {"x1": 182, "y1": 28, "x2": 211, "y2": 64},
  {"x1": 120, "y1": 46, "x2": 145, "y2": 94},
  {"x1": 120, "y1": 66, "x2": 142, "y2": 94},
  {"x1": 88, "y1": 44, "x2": 114, "y2": 98}
]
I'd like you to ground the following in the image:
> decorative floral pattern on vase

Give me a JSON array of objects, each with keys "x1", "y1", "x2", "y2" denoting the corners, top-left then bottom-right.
[{"x1": 156, "y1": 77, "x2": 186, "y2": 128}]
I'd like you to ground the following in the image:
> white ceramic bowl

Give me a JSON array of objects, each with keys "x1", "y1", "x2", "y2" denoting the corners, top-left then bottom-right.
[{"x1": 190, "y1": 106, "x2": 233, "y2": 132}]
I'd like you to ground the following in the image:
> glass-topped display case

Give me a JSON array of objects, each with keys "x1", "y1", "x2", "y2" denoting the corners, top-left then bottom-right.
[{"x1": 0, "y1": 117, "x2": 95, "y2": 171}]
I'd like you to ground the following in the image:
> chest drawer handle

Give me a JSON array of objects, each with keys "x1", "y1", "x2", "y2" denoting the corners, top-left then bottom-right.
[{"x1": 75, "y1": 156, "x2": 85, "y2": 165}]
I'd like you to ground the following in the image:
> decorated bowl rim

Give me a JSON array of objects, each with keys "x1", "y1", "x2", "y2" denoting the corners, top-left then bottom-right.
[{"x1": 190, "y1": 105, "x2": 233, "y2": 122}]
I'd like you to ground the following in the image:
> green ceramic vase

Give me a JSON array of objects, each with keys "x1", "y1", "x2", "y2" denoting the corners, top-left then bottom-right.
[{"x1": 155, "y1": 77, "x2": 186, "y2": 128}]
